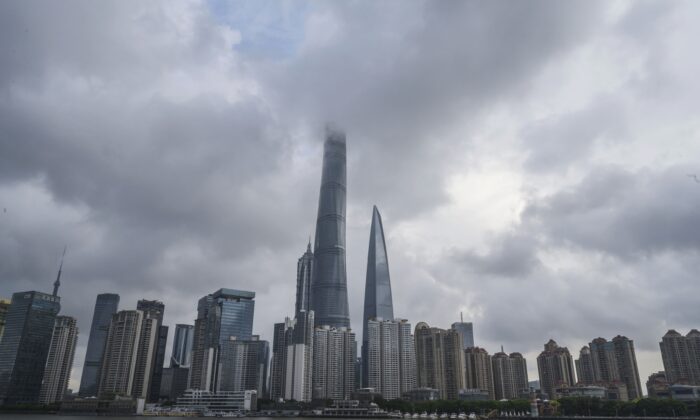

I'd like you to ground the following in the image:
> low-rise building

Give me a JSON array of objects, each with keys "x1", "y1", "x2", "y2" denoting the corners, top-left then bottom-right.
[
  {"x1": 176, "y1": 389, "x2": 257, "y2": 412},
  {"x1": 459, "y1": 388, "x2": 491, "y2": 401},
  {"x1": 402, "y1": 387, "x2": 439, "y2": 401}
]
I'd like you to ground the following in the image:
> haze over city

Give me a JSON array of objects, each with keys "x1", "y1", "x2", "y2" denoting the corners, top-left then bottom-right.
[{"x1": 2, "y1": 0, "x2": 700, "y2": 395}]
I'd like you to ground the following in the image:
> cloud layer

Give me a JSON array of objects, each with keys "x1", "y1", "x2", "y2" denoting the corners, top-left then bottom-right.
[{"x1": 2, "y1": 0, "x2": 700, "y2": 390}]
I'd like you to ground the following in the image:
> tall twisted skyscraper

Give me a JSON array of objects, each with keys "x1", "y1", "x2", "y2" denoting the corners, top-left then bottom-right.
[
  {"x1": 361, "y1": 206, "x2": 394, "y2": 387},
  {"x1": 310, "y1": 127, "x2": 350, "y2": 328}
]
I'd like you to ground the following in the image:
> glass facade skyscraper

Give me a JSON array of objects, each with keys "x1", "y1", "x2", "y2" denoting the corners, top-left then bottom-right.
[
  {"x1": 171, "y1": 324, "x2": 194, "y2": 368},
  {"x1": 362, "y1": 205, "x2": 395, "y2": 387},
  {"x1": 79, "y1": 293, "x2": 119, "y2": 397},
  {"x1": 295, "y1": 243, "x2": 313, "y2": 316},
  {"x1": 189, "y1": 289, "x2": 256, "y2": 391},
  {"x1": 310, "y1": 127, "x2": 350, "y2": 328},
  {"x1": 0, "y1": 291, "x2": 61, "y2": 405}
]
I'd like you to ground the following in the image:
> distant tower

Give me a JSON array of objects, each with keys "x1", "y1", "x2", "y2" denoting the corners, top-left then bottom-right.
[
  {"x1": 40, "y1": 316, "x2": 79, "y2": 404},
  {"x1": 310, "y1": 127, "x2": 350, "y2": 328},
  {"x1": 79, "y1": 293, "x2": 120, "y2": 397},
  {"x1": 362, "y1": 206, "x2": 395, "y2": 387},
  {"x1": 452, "y1": 312, "x2": 475, "y2": 350},
  {"x1": 53, "y1": 246, "x2": 66, "y2": 297}
]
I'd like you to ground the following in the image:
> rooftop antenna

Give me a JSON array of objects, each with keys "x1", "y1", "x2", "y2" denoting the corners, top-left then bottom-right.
[
  {"x1": 53, "y1": 246, "x2": 67, "y2": 297},
  {"x1": 501, "y1": 345, "x2": 504, "y2": 353},
  {"x1": 460, "y1": 311, "x2": 464, "y2": 323}
]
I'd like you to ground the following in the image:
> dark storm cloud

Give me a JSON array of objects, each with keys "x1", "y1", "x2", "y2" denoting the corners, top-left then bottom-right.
[{"x1": 263, "y1": 0, "x2": 609, "y2": 218}]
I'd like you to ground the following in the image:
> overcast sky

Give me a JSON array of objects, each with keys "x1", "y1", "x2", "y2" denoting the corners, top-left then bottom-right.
[{"x1": 2, "y1": 0, "x2": 700, "y2": 392}]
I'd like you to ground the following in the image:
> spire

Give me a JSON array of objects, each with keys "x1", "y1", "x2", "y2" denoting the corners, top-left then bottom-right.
[
  {"x1": 307, "y1": 237, "x2": 312, "y2": 253},
  {"x1": 53, "y1": 246, "x2": 67, "y2": 297}
]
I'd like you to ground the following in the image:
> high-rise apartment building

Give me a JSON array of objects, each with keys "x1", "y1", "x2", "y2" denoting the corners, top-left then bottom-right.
[
  {"x1": 284, "y1": 311, "x2": 314, "y2": 401},
  {"x1": 39, "y1": 316, "x2": 78, "y2": 404},
  {"x1": 575, "y1": 336, "x2": 642, "y2": 400},
  {"x1": 660, "y1": 329, "x2": 700, "y2": 385},
  {"x1": 365, "y1": 318, "x2": 416, "y2": 400},
  {"x1": 136, "y1": 300, "x2": 167, "y2": 402},
  {"x1": 189, "y1": 289, "x2": 256, "y2": 391},
  {"x1": 414, "y1": 322, "x2": 465, "y2": 400},
  {"x1": 575, "y1": 346, "x2": 595, "y2": 385},
  {"x1": 536, "y1": 339, "x2": 575, "y2": 399},
  {"x1": 464, "y1": 347, "x2": 494, "y2": 400},
  {"x1": 0, "y1": 291, "x2": 61, "y2": 405},
  {"x1": 0, "y1": 298, "x2": 10, "y2": 342},
  {"x1": 397, "y1": 320, "x2": 417, "y2": 397},
  {"x1": 312, "y1": 326, "x2": 355, "y2": 400},
  {"x1": 362, "y1": 206, "x2": 395, "y2": 388},
  {"x1": 491, "y1": 351, "x2": 528, "y2": 400},
  {"x1": 310, "y1": 128, "x2": 350, "y2": 329},
  {"x1": 612, "y1": 335, "x2": 643, "y2": 400},
  {"x1": 366, "y1": 319, "x2": 400, "y2": 399},
  {"x1": 79, "y1": 293, "x2": 119, "y2": 397},
  {"x1": 98, "y1": 310, "x2": 144, "y2": 397},
  {"x1": 171, "y1": 324, "x2": 194, "y2": 368}
]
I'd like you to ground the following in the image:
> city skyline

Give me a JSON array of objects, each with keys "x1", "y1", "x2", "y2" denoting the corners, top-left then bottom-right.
[{"x1": 2, "y1": 0, "x2": 700, "y2": 396}]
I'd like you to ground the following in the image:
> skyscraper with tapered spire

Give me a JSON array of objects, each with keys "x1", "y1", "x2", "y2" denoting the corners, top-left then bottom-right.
[
  {"x1": 361, "y1": 206, "x2": 394, "y2": 387},
  {"x1": 296, "y1": 241, "x2": 313, "y2": 316},
  {"x1": 310, "y1": 127, "x2": 350, "y2": 328}
]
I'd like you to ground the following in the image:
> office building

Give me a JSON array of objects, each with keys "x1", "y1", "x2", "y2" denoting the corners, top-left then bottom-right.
[
  {"x1": 270, "y1": 320, "x2": 291, "y2": 400},
  {"x1": 536, "y1": 339, "x2": 575, "y2": 399},
  {"x1": 464, "y1": 347, "x2": 494, "y2": 400},
  {"x1": 414, "y1": 322, "x2": 465, "y2": 400},
  {"x1": 98, "y1": 310, "x2": 143, "y2": 397},
  {"x1": 39, "y1": 316, "x2": 79, "y2": 404},
  {"x1": 310, "y1": 127, "x2": 350, "y2": 329},
  {"x1": 159, "y1": 366, "x2": 190, "y2": 401},
  {"x1": 660, "y1": 329, "x2": 700, "y2": 385},
  {"x1": 296, "y1": 242, "x2": 313, "y2": 315},
  {"x1": 189, "y1": 289, "x2": 256, "y2": 391},
  {"x1": 491, "y1": 351, "x2": 528, "y2": 400},
  {"x1": 0, "y1": 291, "x2": 61, "y2": 405},
  {"x1": 79, "y1": 293, "x2": 120, "y2": 397},
  {"x1": 0, "y1": 298, "x2": 10, "y2": 342},
  {"x1": 452, "y1": 314, "x2": 474, "y2": 350},
  {"x1": 312, "y1": 326, "x2": 356, "y2": 400},
  {"x1": 171, "y1": 324, "x2": 194, "y2": 368},
  {"x1": 362, "y1": 206, "x2": 395, "y2": 388},
  {"x1": 216, "y1": 335, "x2": 269, "y2": 397}
]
